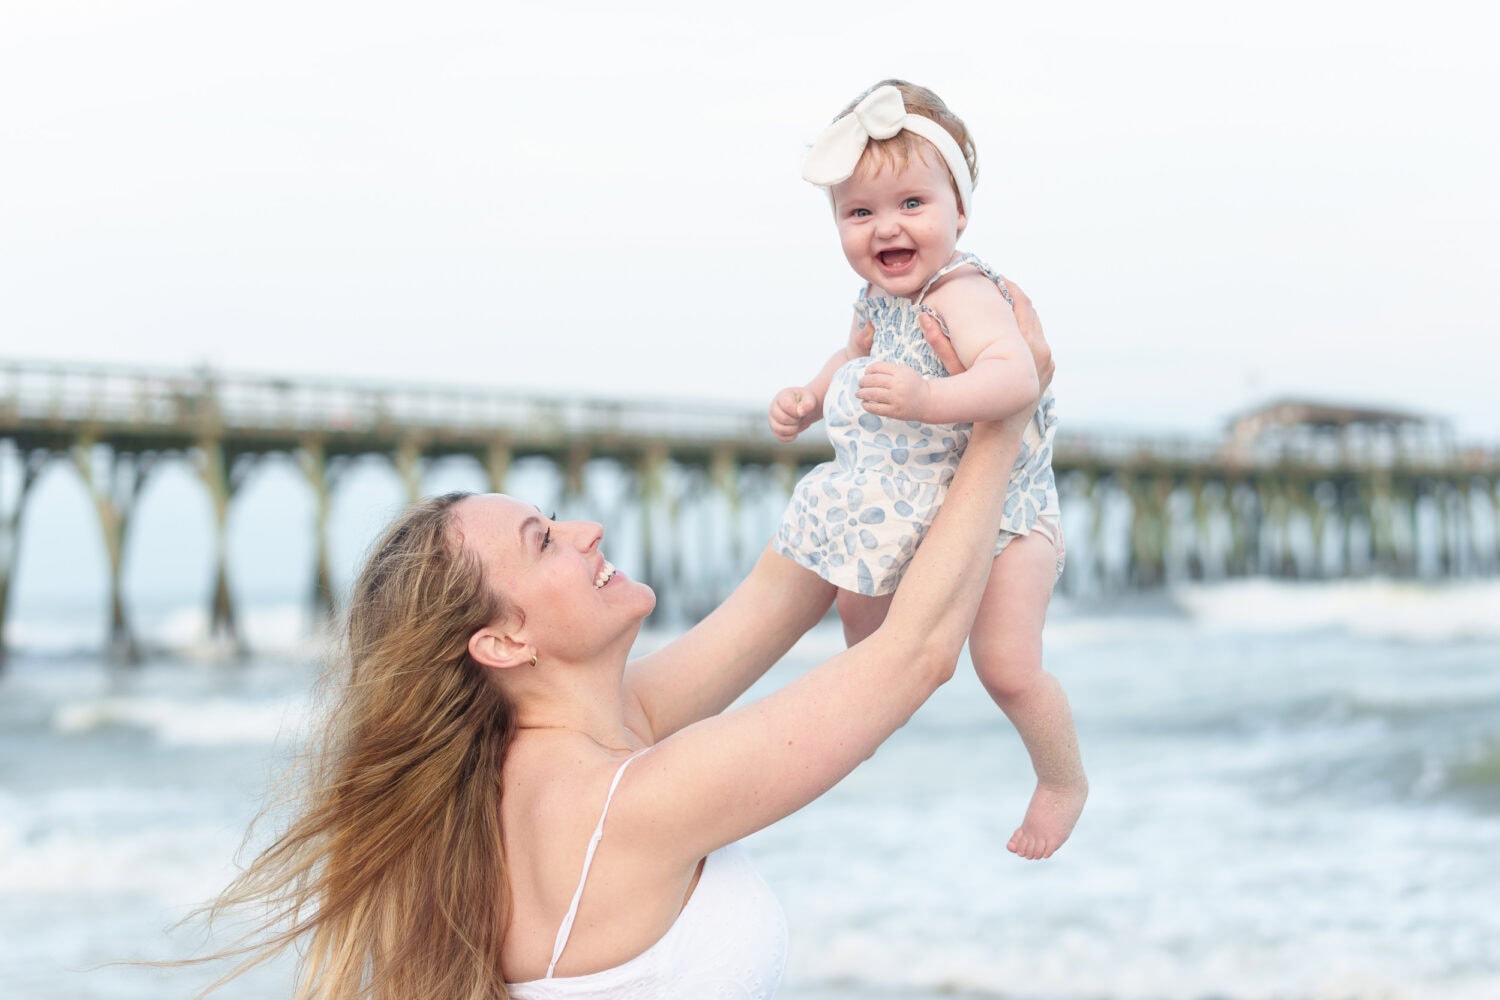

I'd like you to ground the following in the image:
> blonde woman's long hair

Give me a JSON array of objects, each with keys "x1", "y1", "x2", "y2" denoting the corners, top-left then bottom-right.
[{"x1": 196, "y1": 490, "x2": 518, "y2": 999}]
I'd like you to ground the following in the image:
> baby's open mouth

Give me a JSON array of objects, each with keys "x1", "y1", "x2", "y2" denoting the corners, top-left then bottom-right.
[{"x1": 878, "y1": 249, "x2": 915, "y2": 269}]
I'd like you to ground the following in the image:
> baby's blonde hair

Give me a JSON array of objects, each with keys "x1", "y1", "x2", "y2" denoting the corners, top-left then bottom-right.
[{"x1": 838, "y1": 79, "x2": 978, "y2": 202}]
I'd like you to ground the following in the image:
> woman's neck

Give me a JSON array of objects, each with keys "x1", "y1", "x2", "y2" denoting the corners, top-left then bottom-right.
[{"x1": 509, "y1": 656, "x2": 638, "y2": 747}]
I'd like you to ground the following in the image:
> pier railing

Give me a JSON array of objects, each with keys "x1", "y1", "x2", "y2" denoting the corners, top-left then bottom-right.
[
  {"x1": 2, "y1": 360, "x2": 779, "y2": 447},
  {"x1": 10, "y1": 359, "x2": 1497, "y2": 468}
]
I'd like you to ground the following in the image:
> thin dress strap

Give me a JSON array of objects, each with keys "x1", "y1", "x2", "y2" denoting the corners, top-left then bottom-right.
[
  {"x1": 544, "y1": 748, "x2": 651, "y2": 979},
  {"x1": 913, "y1": 252, "x2": 1013, "y2": 307},
  {"x1": 913, "y1": 253, "x2": 975, "y2": 306}
]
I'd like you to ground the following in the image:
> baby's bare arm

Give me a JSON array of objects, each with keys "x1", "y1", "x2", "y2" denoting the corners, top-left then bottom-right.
[
  {"x1": 768, "y1": 312, "x2": 867, "y2": 440},
  {"x1": 917, "y1": 270, "x2": 1039, "y2": 424},
  {"x1": 918, "y1": 278, "x2": 1054, "y2": 392}
]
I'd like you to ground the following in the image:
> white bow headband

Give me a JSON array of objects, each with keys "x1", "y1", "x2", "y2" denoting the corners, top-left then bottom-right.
[{"x1": 802, "y1": 85, "x2": 974, "y2": 217}]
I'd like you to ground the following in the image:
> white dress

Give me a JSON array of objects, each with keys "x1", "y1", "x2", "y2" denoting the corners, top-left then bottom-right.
[{"x1": 507, "y1": 751, "x2": 787, "y2": 1000}]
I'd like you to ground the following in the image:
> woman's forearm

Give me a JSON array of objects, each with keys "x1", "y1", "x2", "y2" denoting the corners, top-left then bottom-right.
[
  {"x1": 625, "y1": 548, "x2": 835, "y2": 739},
  {"x1": 619, "y1": 411, "x2": 1035, "y2": 858}
]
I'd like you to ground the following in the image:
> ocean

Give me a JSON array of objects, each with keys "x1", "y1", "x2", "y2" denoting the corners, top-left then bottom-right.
[{"x1": 2, "y1": 579, "x2": 1498, "y2": 999}]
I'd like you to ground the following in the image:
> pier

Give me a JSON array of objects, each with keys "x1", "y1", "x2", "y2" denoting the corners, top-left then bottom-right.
[{"x1": 3, "y1": 360, "x2": 1499, "y2": 663}]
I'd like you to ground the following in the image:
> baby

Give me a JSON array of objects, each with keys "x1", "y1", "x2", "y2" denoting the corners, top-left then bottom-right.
[{"x1": 770, "y1": 80, "x2": 1086, "y2": 859}]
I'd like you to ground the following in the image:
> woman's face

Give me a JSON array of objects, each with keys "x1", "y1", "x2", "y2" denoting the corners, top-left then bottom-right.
[{"x1": 452, "y1": 494, "x2": 656, "y2": 661}]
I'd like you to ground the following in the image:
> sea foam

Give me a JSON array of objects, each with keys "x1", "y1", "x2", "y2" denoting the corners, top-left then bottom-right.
[
  {"x1": 53, "y1": 692, "x2": 309, "y2": 746},
  {"x1": 1168, "y1": 577, "x2": 1500, "y2": 641}
]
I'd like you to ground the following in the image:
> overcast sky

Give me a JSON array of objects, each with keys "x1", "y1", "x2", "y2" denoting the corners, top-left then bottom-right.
[{"x1": 3, "y1": 0, "x2": 1498, "y2": 439}]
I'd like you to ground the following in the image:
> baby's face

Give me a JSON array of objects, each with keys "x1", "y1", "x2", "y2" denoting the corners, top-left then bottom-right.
[{"x1": 830, "y1": 144, "x2": 966, "y2": 298}]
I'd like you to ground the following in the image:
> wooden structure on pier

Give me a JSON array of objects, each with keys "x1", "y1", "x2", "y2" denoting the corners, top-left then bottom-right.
[
  {"x1": 1062, "y1": 398, "x2": 1499, "y2": 591},
  {"x1": 0, "y1": 360, "x2": 829, "y2": 663},
  {"x1": 3, "y1": 363, "x2": 1499, "y2": 663}
]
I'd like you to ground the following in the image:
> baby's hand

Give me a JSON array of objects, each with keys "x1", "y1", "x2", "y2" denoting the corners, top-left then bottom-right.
[
  {"x1": 856, "y1": 362, "x2": 930, "y2": 421},
  {"x1": 769, "y1": 386, "x2": 818, "y2": 441}
]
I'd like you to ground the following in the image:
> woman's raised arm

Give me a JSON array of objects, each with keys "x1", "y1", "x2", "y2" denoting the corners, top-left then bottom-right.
[
  {"x1": 624, "y1": 545, "x2": 836, "y2": 741},
  {"x1": 628, "y1": 278, "x2": 1053, "y2": 741},
  {"x1": 614, "y1": 409, "x2": 1031, "y2": 863}
]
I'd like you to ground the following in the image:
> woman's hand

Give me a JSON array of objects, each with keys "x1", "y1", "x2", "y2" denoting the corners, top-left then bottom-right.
[{"x1": 916, "y1": 279, "x2": 1054, "y2": 392}]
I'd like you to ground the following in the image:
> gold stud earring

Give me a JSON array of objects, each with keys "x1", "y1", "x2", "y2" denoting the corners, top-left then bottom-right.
[{"x1": 530, "y1": 653, "x2": 538, "y2": 667}]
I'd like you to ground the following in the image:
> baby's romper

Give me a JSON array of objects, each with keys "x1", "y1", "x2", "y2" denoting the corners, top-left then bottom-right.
[{"x1": 773, "y1": 253, "x2": 1061, "y2": 596}]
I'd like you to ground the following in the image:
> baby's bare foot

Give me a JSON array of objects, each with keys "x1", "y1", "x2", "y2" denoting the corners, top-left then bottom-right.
[{"x1": 1007, "y1": 779, "x2": 1088, "y2": 860}]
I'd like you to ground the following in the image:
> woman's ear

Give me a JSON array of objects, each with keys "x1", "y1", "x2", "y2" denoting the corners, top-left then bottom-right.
[{"x1": 468, "y1": 623, "x2": 533, "y2": 671}]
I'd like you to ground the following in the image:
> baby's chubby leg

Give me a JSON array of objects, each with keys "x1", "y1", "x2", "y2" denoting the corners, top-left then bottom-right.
[
  {"x1": 969, "y1": 531, "x2": 1087, "y2": 860},
  {"x1": 836, "y1": 590, "x2": 894, "y2": 647}
]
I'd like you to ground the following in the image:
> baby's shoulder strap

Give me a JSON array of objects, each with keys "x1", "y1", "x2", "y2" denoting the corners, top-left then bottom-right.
[{"x1": 915, "y1": 253, "x2": 1013, "y2": 307}]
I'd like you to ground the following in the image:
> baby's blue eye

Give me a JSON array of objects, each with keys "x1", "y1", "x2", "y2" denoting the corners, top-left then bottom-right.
[
  {"x1": 852, "y1": 208, "x2": 870, "y2": 218},
  {"x1": 902, "y1": 197, "x2": 922, "y2": 209}
]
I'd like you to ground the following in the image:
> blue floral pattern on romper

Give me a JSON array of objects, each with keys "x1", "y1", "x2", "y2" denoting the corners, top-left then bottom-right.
[{"x1": 773, "y1": 253, "x2": 1059, "y2": 596}]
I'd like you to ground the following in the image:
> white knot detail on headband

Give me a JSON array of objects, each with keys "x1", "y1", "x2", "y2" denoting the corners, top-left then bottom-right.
[{"x1": 802, "y1": 84, "x2": 973, "y2": 216}]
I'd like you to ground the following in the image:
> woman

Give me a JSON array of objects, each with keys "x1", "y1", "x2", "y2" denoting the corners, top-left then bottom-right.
[{"x1": 199, "y1": 290, "x2": 1054, "y2": 999}]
